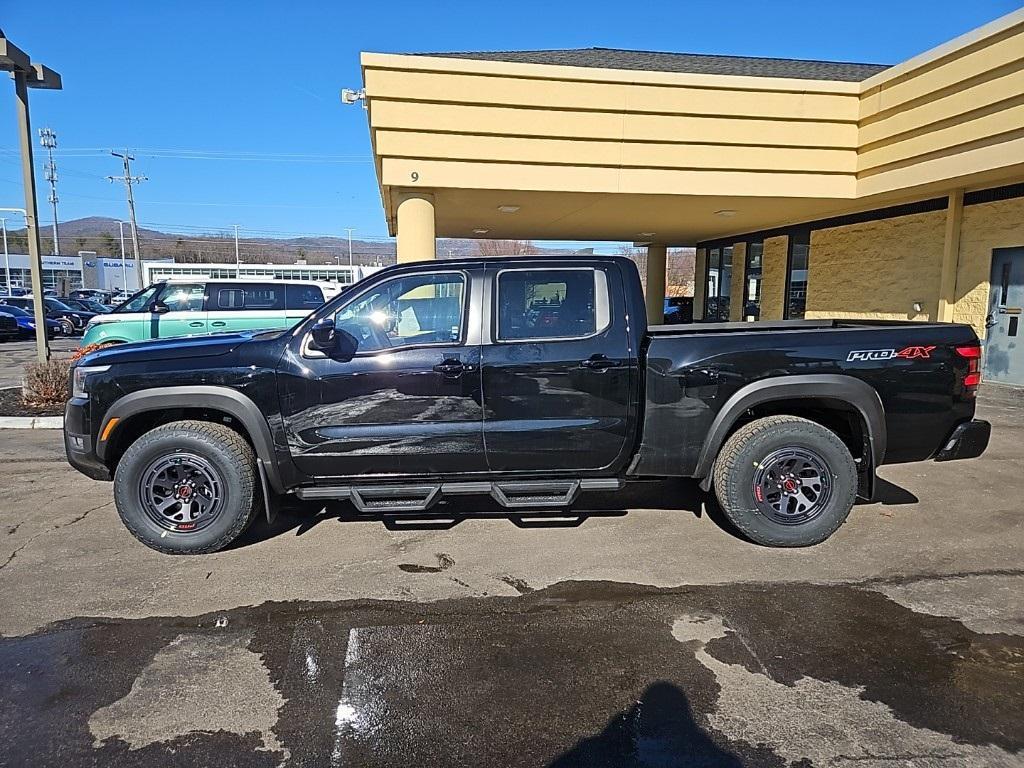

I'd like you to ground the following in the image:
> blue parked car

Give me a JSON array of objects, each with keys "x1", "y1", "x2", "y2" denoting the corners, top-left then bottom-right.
[{"x1": 0, "y1": 304, "x2": 63, "y2": 339}]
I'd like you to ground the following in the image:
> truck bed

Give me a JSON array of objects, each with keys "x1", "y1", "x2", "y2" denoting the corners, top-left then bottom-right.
[{"x1": 647, "y1": 319, "x2": 953, "y2": 335}]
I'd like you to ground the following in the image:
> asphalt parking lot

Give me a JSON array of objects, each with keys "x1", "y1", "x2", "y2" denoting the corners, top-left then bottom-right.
[
  {"x1": 1, "y1": 386, "x2": 1022, "y2": 767},
  {"x1": 0, "y1": 336, "x2": 80, "y2": 388}
]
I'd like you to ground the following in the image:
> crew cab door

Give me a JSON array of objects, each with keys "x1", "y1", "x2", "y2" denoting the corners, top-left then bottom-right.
[
  {"x1": 154, "y1": 283, "x2": 208, "y2": 338},
  {"x1": 278, "y1": 266, "x2": 486, "y2": 478},
  {"x1": 481, "y1": 262, "x2": 636, "y2": 473}
]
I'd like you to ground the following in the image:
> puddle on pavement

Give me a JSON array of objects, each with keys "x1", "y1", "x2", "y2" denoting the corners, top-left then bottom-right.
[{"x1": 1, "y1": 579, "x2": 1022, "y2": 767}]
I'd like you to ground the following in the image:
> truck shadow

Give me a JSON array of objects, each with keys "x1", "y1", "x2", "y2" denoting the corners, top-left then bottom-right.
[{"x1": 232, "y1": 475, "x2": 920, "y2": 550}]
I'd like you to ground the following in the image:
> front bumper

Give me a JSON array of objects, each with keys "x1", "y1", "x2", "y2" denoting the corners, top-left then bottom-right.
[
  {"x1": 63, "y1": 398, "x2": 111, "y2": 481},
  {"x1": 934, "y1": 419, "x2": 991, "y2": 462}
]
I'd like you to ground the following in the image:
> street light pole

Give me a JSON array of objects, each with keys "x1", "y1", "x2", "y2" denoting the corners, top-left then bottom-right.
[
  {"x1": 13, "y1": 69, "x2": 49, "y2": 362},
  {"x1": 2, "y1": 30, "x2": 63, "y2": 363},
  {"x1": 1, "y1": 217, "x2": 10, "y2": 291},
  {"x1": 233, "y1": 224, "x2": 240, "y2": 277}
]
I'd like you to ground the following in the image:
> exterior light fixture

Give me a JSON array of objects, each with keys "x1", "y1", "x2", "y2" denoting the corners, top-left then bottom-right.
[
  {"x1": 714, "y1": 209, "x2": 737, "y2": 217},
  {"x1": 472, "y1": 228, "x2": 490, "y2": 235},
  {"x1": 497, "y1": 205, "x2": 520, "y2": 214},
  {"x1": 638, "y1": 232, "x2": 656, "y2": 238}
]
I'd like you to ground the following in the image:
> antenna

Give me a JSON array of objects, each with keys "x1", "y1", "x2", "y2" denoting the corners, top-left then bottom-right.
[{"x1": 38, "y1": 127, "x2": 58, "y2": 254}]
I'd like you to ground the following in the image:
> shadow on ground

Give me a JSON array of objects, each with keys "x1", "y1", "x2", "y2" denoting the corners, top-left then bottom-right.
[{"x1": 231, "y1": 474, "x2": 921, "y2": 551}]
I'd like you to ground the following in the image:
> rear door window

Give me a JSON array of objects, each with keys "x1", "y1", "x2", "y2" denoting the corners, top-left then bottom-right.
[
  {"x1": 495, "y1": 268, "x2": 609, "y2": 341},
  {"x1": 213, "y1": 283, "x2": 284, "y2": 311},
  {"x1": 285, "y1": 284, "x2": 325, "y2": 310}
]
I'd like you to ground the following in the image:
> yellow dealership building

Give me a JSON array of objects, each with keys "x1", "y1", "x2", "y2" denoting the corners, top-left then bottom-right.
[{"x1": 357, "y1": 9, "x2": 1024, "y2": 349}]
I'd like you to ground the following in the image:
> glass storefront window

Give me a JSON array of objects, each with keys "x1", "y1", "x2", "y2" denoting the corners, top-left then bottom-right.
[
  {"x1": 744, "y1": 242, "x2": 763, "y2": 320},
  {"x1": 786, "y1": 240, "x2": 810, "y2": 319},
  {"x1": 704, "y1": 247, "x2": 720, "y2": 320},
  {"x1": 718, "y1": 247, "x2": 732, "y2": 321}
]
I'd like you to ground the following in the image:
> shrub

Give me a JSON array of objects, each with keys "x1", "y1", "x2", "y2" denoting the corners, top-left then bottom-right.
[{"x1": 22, "y1": 356, "x2": 72, "y2": 407}]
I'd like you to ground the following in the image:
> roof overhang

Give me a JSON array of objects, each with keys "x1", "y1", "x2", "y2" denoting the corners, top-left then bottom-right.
[{"x1": 358, "y1": 7, "x2": 1024, "y2": 245}]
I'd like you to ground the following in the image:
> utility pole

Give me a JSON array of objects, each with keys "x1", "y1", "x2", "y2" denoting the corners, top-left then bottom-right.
[
  {"x1": 39, "y1": 127, "x2": 58, "y2": 254},
  {"x1": 108, "y1": 150, "x2": 145, "y2": 287},
  {"x1": 117, "y1": 220, "x2": 128, "y2": 292},
  {"x1": 233, "y1": 224, "x2": 240, "y2": 277},
  {"x1": 345, "y1": 227, "x2": 354, "y2": 268},
  {"x1": 1, "y1": 217, "x2": 9, "y2": 291}
]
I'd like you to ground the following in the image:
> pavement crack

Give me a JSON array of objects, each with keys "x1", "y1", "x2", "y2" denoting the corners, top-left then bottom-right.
[
  {"x1": 57, "y1": 501, "x2": 113, "y2": 530},
  {"x1": 0, "y1": 541, "x2": 30, "y2": 573},
  {"x1": 0, "y1": 502, "x2": 113, "y2": 576}
]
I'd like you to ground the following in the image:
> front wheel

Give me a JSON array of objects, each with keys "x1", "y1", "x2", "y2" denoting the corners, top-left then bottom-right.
[
  {"x1": 712, "y1": 415, "x2": 857, "y2": 547},
  {"x1": 114, "y1": 420, "x2": 259, "y2": 554}
]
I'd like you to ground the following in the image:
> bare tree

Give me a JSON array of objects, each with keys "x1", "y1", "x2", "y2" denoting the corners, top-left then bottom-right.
[
  {"x1": 619, "y1": 244, "x2": 696, "y2": 297},
  {"x1": 475, "y1": 239, "x2": 537, "y2": 257}
]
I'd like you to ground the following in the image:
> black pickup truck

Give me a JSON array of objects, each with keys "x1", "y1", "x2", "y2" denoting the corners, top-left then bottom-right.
[{"x1": 64, "y1": 256, "x2": 990, "y2": 554}]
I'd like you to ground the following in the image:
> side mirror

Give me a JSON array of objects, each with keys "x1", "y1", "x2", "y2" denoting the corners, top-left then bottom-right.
[
  {"x1": 149, "y1": 300, "x2": 170, "y2": 314},
  {"x1": 310, "y1": 318, "x2": 336, "y2": 350},
  {"x1": 310, "y1": 318, "x2": 359, "y2": 361}
]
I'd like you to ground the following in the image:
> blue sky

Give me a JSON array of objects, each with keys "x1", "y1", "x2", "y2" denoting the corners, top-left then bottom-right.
[{"x1": 1, "y1": 0, "x2": 1019, "y2": 246}]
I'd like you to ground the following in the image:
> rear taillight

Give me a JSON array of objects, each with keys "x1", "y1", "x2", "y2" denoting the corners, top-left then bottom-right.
[{"x1": 956, "y1": 344, "x2": 982, "y2": 390}]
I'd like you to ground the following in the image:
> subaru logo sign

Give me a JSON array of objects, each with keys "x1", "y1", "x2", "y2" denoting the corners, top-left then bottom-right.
[{"x1": 84, "y1": 261, "x2": 95, "y2": 267}]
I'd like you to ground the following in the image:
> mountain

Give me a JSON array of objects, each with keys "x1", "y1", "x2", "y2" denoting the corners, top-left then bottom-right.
[{"x1": 6, "y1": 217, "x2": 593, "y2": 266}]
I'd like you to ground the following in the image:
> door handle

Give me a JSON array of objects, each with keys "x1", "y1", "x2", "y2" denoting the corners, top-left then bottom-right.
[
  {"x1": 189, "y1": 321, "x2": 205, "y2": 327},
  {"x1": 580, "y1": 355, "x2": 618, "y2": 371},
  {"x1": 433, "y1": 359, "x2": 467, "y2": 376},
  {"x1": 211, "y1": 321, "x2": 226, "y2": 327}
]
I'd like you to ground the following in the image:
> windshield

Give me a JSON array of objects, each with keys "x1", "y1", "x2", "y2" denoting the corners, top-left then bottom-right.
[
  {"x1": 44, "y1": 298, "x2": 75, "y2": 312},
  {"x1": 114, "y1": 284, "x2": 163, "y2": 313}
]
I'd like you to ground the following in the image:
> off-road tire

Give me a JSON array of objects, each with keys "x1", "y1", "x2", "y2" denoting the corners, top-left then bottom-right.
[
  {"x1": 114, "y1": 420, "x2": 259, "y2": 554},
  {"x1": 712, "y1": 415, "x2": 857, "y2": 547}
]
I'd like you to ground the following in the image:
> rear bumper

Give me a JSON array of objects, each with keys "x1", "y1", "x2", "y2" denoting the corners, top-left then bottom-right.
[
  {"x1": 63, "y1": 399, "x2": 111, "y2": 481},
  {"x1": 934, "y1": 420, "x2": 991, "y2": 462}
]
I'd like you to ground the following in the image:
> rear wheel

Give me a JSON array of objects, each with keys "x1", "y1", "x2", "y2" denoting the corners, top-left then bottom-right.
[
  {"x1": 712, "y1": 415, "x2": 857, "y2": 547},
  {"x1": 113, "y1": 420, "x2": 259, "y2": 554}
]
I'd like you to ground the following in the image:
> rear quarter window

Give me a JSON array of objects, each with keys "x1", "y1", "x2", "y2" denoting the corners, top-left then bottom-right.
[
  {"x1": 213, "y1": 284, "x2": 285, "y2": 311},
  {"x1": 285, "y1": 284, "x2": 325, "y2": 310}
]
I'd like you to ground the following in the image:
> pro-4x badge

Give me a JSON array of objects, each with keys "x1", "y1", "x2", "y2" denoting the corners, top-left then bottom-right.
[{"x1": 847, "y1": 346, "x2": 936, "y2": 362}]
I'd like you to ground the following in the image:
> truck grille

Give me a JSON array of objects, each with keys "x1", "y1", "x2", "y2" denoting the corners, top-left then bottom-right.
[{"x1": 0, "y1": 315, "x2": 17, "y2": 332}]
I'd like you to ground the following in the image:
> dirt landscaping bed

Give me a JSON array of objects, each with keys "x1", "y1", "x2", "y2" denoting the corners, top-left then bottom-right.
[{"x1": 0, "y1": 386, "x2": 63, "y2": 417}]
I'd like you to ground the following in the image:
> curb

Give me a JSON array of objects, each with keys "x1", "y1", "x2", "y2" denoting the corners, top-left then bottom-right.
[{"x1": 0, "y1": 416, "x2": 63, "y2": 429}]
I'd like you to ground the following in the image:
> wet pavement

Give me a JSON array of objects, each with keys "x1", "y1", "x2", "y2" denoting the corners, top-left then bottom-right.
[
  {"x1": 1, "y1": 578, "x2": 1022, "y2": 767},
  {"x1": 1, "y1": 385, "x2": 1023, "y2": 766}
]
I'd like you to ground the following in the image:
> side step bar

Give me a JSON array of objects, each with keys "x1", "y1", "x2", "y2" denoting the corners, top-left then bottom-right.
[{"x1": 295, "y1": 478, "x2": 623, "y2": 514}]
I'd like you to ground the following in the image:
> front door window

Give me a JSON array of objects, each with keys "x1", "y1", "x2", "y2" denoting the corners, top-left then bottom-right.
[{"x1": 334, "y1": 272, "x2": 466, "y2": 353}]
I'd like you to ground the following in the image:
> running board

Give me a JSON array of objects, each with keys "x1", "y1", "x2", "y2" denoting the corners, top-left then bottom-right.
[{"x1": 295, "y1": 478, "x2": 623, "y2": 514}]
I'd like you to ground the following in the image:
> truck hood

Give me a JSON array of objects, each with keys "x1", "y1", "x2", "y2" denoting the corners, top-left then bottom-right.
[{"x1": 81, "y1": 331, "x2": 262, "y2": 366}]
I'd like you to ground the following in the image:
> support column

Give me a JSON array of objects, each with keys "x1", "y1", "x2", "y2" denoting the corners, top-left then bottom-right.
[
  {"x1": 729, "y1": 242, "x2": 747, "y2": 322},
  {"x1": 396, "y1": 191, "x2": 436, "y2": 264},
  {"x1": 692, "y1": 248, "x2": 707, "y2": 321},
  {"x1": 759, "y1": 235, "x2": 789, "y2": 320},
  {"x1": 937, "y1": 189, "x2": 964, "y2": 322},
  {"x1": 645, "y1": 243, "x2": 667, "y2": 325}
]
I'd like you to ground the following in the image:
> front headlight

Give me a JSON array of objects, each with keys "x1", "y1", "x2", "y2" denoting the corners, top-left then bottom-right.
[{"x1": 72, "y1": 365, "x2": 110, "y2": 399}]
